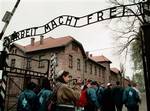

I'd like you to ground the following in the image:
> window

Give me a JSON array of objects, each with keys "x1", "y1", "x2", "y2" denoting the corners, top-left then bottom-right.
[
  {"x1": 69, "y1": 55, "x2": 73, "y2": 68},
  {"x1": 12, "y1": 50, "x2": 14, "y2": 54},
  {"x1": 90, "y1": 63, "x2": 92, "y2": 74},
  {"x1": 72, "y1": 43, "x2": 78, "y2": 51},
  {"x1": 77, "y1": 59, "x2": 80, "y2": 70},
  {"x1": 84, "y1": 61, "x2": 87, "y2": 73},
  {"x1": 102, "y1": 69, "x2": 105, "y2": 82},
  {"x1": 12, "y1": 49, "x2": 17, "y2": 54},
  {"x1": 95, "y1": 66, "x2": 97, "y2": 75},
  {"x1": 99, "y1": 68, "x2": 101, "y2": 77},
  {"x1": 26, "y1": 59, "x2": 31, "y2": 69},
  {"x1": 11, "y1": 59, "x2": 16, "y2": 68},
  {"x1": 22, "y1": 58, "x2": 26, "y2": 69},
  {"x1": 38, "y1": 55, "x2": 45, "y2": 68},
  {"x1": 14, "y1": 49, "x2": 17, "y2": 54}
]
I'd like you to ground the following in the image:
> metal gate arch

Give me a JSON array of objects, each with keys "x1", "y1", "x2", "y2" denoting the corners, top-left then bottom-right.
[
  {"x1": 0, "y1": 1, "x2": 150, "y2": 111},
  {"x1": 4, "y1": 53, "x2": 50, "y2": 110}
]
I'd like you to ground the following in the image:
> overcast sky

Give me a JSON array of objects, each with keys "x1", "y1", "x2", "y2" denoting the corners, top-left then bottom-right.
[{"x1": 0, "y1": 0, "x2": 134, "y2": 78}]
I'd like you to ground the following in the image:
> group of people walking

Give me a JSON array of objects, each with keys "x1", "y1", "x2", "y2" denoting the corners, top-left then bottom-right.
[{"x1": 17, "y1": 70, "x2": 141, "y2": 111}]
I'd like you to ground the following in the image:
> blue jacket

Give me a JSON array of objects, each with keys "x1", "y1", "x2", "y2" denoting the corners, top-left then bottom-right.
[
  {"x1": 37, "y1": 88, "x2": 53, "y2": 111},
  {"x1": 17, "y1": 89, "x2": 38, "y2": 111},
  {"x1": 123, "y1": 86, "x2": 140, "y2": 107},
  {"x1": 87, "y1": 87, "x2": 100, "y2": 108}
]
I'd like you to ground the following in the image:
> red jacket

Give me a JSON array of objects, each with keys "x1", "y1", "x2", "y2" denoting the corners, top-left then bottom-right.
[{"x1": 76, "y1": 89, "x2": 89, "y2": 107}]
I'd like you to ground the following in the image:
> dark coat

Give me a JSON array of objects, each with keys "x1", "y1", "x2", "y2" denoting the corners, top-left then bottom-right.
[
  {"x1": 101, "y1": 87, "x2": 116, "y2": 111},
  {"x1": 112, "y1": 86, "x2": 124, "y2": 106}
]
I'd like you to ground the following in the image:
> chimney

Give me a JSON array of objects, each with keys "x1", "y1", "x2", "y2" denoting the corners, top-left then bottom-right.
[
  {"x1": 31, "y1": 38, "x2": 35, "y2": 46},
  {"x1": 86, "y1": 51, "x2": 89, "y2": 56},
  {"x1": 40, "y1": 35, "x2": 44, "y2": 45},
  {"x1": 90, "y1": 54, "x2": 92, "y2": 57}
]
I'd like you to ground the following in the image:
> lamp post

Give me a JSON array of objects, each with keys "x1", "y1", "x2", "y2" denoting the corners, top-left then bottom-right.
[{"x1": 0, "y1": 0, "x2": 21, "y2": 110}]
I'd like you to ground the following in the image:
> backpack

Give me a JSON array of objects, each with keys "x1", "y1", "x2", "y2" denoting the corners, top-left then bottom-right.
[
  {"x1": 20, "y1": 93, "x2": 31, "y2": 111},
  {"x1": 125, "y1": 88, "x2": 140, "y2": 106},
  {"x1": 96, "y1": 87, "x2": 103, "y2": 105},
  {"x1": 38, "y1": 89, "x2": 52, "y2": 111}
]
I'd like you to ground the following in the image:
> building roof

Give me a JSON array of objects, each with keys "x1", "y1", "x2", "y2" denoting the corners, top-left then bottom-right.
[
  {"x1": 14, "y1": 36, "x2": 73, "y2": 53},
  {"x1": 12, "y1": 36, "x2": 106, "y2": 68},
  {"x1": 90, "y1": 55, "x2": 112, "y2": 63},
  {"x1": 88, "y1": 57, "x2": 106, "y2": 69},
  {"x1": 111, "y1": 68, "x2": 120, "y2": 74}
]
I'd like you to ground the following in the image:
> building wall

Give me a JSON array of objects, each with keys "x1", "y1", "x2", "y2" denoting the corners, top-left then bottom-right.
[
  {"x1": 54, "y1": 42, "x2": 105, "y2": 83},
  {"x1": 5, "y1": 39, "x2": 120, "y2": 109},
  {"x1": 110, "y1": 72, "x2": 122, "y2": 86},
  {"x1": 8, "y1": 41, "x2": 106, "y2": 84},
  {"x1": 98, "y1": 62, "x2": 111, "y2": 86},
  {"x1": 110, "y1": 73, "x2": 118, "y2": 86}
]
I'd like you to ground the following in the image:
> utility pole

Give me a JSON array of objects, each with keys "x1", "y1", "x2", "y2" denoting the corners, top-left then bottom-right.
[
  {"x1": 141, "y1": 1, "x2": 150, "y2": 111},
  {"x1": 0, "y1": 0, "x2": 21, "y2": 110}
]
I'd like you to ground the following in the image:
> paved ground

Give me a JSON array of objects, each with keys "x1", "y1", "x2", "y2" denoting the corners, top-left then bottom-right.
[{"x1": 122, "y1": 93, "x2": 147, "y2": 111}]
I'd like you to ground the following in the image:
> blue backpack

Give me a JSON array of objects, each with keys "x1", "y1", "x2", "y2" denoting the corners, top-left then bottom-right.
[
  {"x1": 96, "y1": 87, "x2": 104, "y2": 105},
  {"x1": 125, "y1": 88, "x2": 140, "y2": 106},
  {"x1": 20, "y1": 93, "x2": 31, "y2": 111}
]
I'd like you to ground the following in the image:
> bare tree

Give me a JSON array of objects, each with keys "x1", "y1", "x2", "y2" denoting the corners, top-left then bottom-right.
[{"x1": 107, "y1": 0, "x2": 145, "y2": 79}]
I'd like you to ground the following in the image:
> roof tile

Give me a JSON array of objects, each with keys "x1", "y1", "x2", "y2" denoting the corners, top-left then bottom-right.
[
  {"x1": 111, "y1": 67, "x2": 120, "y2": 74},
  {"x1": 90, "y1": 55, "x2": 112, "y2": 63},
  {"x1": 15, "y1": 36, "x2": 73, "y2": 52}
]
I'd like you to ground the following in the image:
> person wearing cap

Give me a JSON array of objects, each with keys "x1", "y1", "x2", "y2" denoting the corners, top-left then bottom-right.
[
  {"x1": 101, "y1": 83, "x2": 116, "y2": 111},
  {"x1": 54, "y1": 70, "x2": 80, "y2": 111}
]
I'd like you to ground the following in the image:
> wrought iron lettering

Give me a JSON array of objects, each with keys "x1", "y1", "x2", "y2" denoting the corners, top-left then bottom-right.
[{"x1": 6, "y1": 2, "x2": 149, "y2": 43}]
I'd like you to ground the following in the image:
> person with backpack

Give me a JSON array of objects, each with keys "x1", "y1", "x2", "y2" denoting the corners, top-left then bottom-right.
[
  {"x1": 37, "y1": 77, "x2": 53, "y2": 111},
  {"x1": 54, "y1": 70, "x2": 80, "y2": 111},
  {"x1": 17, "y1": 82, "x2": 38, "y2": 111},
  {"x1": 112, "y1": 81, "x2": 124, "y2": 111},
  {"x1": 96, "y1": 83, "x2": 104, "y2": 111},
  {"x1": 101, "y1": 83, "x2": 116, "y2": 111},
  {"x1": 85, "y1": 80, "x2": 100, "y2": 111},
  {"x1": 123, "y1": 84, "x2": 141, "y2": 111}
]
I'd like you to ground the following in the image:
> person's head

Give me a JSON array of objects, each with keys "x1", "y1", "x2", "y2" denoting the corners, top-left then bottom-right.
[
  {"x1": 116, "y1": 81, "x2": 120, "y2": 86},
  {"x1": 26, "y1": 82, "x2": 36, "y2": 90},
  {"x1": 86, "y1": 79, "x2": 92, "y2": 88},
  {"x1": 91, "y1": 80, "x2": 98, "y2": 88},
  {"x1": 128, "y1": 83, "x2": 132, "y2": 87},
  {"x1": 107, "y1": 83, "x2": 112, "y2": 88},
  {"x1": 56, "y1": 70, "x2": 70, "y2": 83},
  {"x1": 41, "y1": 77, "x2": 50, "y2": 90}
]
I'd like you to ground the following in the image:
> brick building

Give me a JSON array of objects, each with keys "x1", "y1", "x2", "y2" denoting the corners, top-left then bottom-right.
[
  {"x1": 110, "y1": 68, "x2": 122, "y2": 86},
  {"x1": 5, "y1": 35, "x2": 125, "y2": 109},
  {"x1": 9, "y1": 36, "x2": 107, "y2": 84}
]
